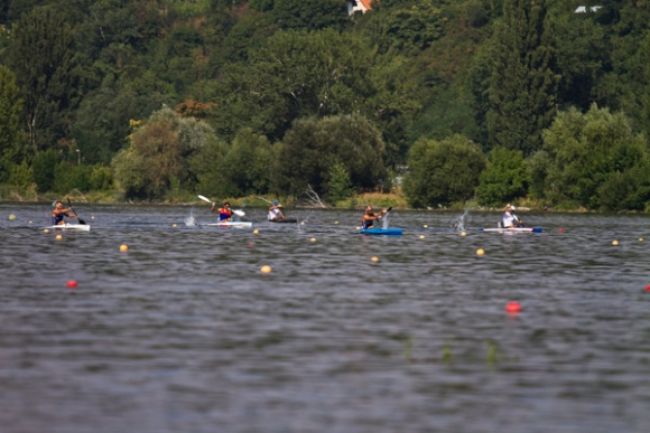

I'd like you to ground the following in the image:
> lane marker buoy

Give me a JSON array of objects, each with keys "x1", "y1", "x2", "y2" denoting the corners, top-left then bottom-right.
[{"x1": 505, "y1": 301, "x2": 521, "y2": 314}]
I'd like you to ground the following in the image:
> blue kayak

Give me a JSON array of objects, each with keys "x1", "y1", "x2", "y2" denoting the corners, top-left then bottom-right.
[{"x1": 359, "y1": 227, "x2": 404, "y2": 236}]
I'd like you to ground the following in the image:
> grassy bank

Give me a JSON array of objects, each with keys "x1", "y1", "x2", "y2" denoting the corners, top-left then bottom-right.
[{"x1": 1, "y1": 184, "x2": 646, "y2": 213}]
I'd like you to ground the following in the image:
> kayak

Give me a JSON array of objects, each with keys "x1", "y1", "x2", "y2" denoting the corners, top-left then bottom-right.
[
  {"x1": 481, "y1": 227, "x2": 543, "y2": 234},
  {"x1": 205, "y1": 221, "x2": 253, "y2": 228},
  {"x1": 359, "y1": 227, "x2": 403, "y2": 236},
  {"x1": 269, "y1": 218, "x2": 298, "y2": 223},
  {"x1": 45, "y1": 223, "x2": 91, "y2": 232}
]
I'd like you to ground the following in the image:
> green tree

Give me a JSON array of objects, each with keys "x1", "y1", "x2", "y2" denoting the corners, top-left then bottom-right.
[
  {"x1": 220, "y1": 128, "x2": 274, "y2": 196},
  {"x1": 326, "y1": 161, "x2": 353, "y2": 204},
  {"x1": 210, "y1": 29, "x2": 375, "y2": 141},
  {"x1": 190, "y1": 134, "x2": 229, "y2": 197},
  {"x1": 403, "y1": 134, "x2": 486, "y2": 208},
  {"x1": 541, "y1": 104, "x2": 648, "y2": 209},
  {"x1": 274, "y1": 114, "x2": 386, "y2": 196},
  {"x1": 31, "y1": 148, "x2": 58, "y2": 192},
  {"x1": 270, "y1": 0, "x2": 349, "y2": 31},
  {"x1": 487, "y1": 0, "x2": 558, "y2": 155},
  {"x1": 0, "y1": 65, "x2": 25, "y2": 180},
  {"x1": 476, "y1": 147, "x2": 528, "y2": 206},
  {"x1": 364, "y1": 0, "x2": 445, "y2": 55},
  {"x1": 112, "y1": 107, "x2": 214, "y2": 199},
  {"x1": 8, "y1": 6, "x2": 80, "y2": 152}
]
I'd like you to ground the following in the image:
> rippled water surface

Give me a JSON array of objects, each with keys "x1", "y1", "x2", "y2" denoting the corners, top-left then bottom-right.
[{"x1": 1, "y1": 204, "x2": 649, "y2": 433}]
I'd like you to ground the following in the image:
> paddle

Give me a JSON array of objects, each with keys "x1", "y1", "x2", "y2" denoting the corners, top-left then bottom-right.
[
  {"x1": 66, "y1": 199, "x2": 87, "y2": 225},
  {"x1": 197, "y1": 195, "x2": 245, "y2": 217}
]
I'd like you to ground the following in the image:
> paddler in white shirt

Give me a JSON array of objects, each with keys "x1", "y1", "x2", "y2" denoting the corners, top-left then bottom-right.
[{"x1": 500, "y1": 203, "x2": 522, "y2": 228}]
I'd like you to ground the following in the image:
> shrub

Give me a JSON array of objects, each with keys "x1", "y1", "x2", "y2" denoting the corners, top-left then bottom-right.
[
  {"x1": 403, "y1": 134, "x2": 486, "y2": 208},
  {"x1": 476, "y1": 147, "x2": 529, "y2": 207}
]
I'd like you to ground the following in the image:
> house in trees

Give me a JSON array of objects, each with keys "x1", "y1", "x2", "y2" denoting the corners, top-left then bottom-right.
[
  {"x1": 347, "y1": 0, "x2": 373, "y2": 15},
  {"x1": 574, "y1": 5, "x2": 602, "y2": 13}
]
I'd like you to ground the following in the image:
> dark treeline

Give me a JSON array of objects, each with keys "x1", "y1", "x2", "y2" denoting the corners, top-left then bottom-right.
[{"x1": 1, "y1": 0, "x2": 649, "y2": 211}]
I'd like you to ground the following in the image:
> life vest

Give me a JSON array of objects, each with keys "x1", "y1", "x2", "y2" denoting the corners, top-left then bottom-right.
[{"x1": 218, "y1": 207, "x2": 233, "y2": 220}]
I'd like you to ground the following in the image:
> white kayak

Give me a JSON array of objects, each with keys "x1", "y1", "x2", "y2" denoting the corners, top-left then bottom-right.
[
  {"x1": 44, "y1": 223, "x2": 91, "y2": 232},
  {"x1": 205, "y1": 221, "x2": 253, "y2": 228},
  {"x1": 481, "y1": 226, "x2": 542, "y2": 234}
]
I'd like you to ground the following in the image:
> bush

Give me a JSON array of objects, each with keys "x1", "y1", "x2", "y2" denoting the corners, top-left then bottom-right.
[
  {"x1": 6, "y1": 161, "x2": 33, "y2": 187},
  {"x1": 541, "y1": 104, "x2": 648, "y2": 209},
  {"x1": 326, "y1": 161, "x2": 353, "y2": 204},
  {"x1": 403, "y1": 134, "x2": 486, "y2": 208},
  {"x1": 476, "y1": 147, "x2": 529, "y2": 207},
  {"x1": 31, "y1": 149, "x2": 58, "y2": 192},
  {"x1": 53, "y1": 163, "x2": 93, "y2": 193},
  {"x1": 112, "y1": 107, "x2": 215, "y2": 199},
  {"x1": 275, "y1": 114, "x2": 386, "y2": 197},
  {"x1": 89, "y1": 165, "x2": 113, "y2": 190}
]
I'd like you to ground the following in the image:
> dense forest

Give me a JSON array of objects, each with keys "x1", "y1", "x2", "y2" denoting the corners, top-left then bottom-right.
[{"x1": 1, "y1": 0, "x2": 649, "y2": 211}]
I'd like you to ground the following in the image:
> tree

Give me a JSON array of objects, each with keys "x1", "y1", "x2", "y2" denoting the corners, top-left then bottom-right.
[
  {"x1": 487, "y1": 0, "x2": 558, "y2": 155},
  {"x1": 220, "y1": 128, "x2": 274, "y2": 196},
  {"x1": 270, "y1": 0, "x2": 349, "y2": 31},
  {"x1": 210, "y1": 29, "x2": 375, "y2": 141},
  {"x1": 364, "y1": 0, "x2": 445, "y2": 55},
  {"x1": 274, "y1": 114, "x2": 386, "y2": 197},
  {"x1": 0, "y1": 65, "x2": 25, "y2": 178},
  {"x1": 111, "y1": 107, "x2": 214, "y2": 199},
  {"x1": 476, "y1": 147, "x2": 528, "y2": 206},
  {"x1": 8, "y1": 6, "x2": 80, "y2": 152},
  {"x1": 403, "y1": 134, "x2": 486, "y2": 208},
  {"x1": 540, "y1": 104, "x2": 648, "y2": 209}
]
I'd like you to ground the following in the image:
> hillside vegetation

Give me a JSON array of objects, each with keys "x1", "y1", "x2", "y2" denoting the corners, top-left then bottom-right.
[{"x1": 1, "y1": 0, "x2": 649, "y2": 211}]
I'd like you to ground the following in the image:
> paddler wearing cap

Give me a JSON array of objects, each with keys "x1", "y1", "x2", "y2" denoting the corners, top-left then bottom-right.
[
  {"x1": 500, "y1": 203, "x2": 522, "y2": 228},
  {"x1": 267, "y1": 200, "x2": 287, "y2": 222}
]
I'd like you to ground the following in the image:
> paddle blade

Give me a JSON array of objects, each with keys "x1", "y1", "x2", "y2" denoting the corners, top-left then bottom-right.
[
  {"x1": 233, "y1": 209, "x2": 245, "y2": 217},
  {"x1": 78, "y1": 217, "x2": 87, "y2": 225},
  {"x1": 197, "y1": 194, "x2": 212, "y2": 203}
]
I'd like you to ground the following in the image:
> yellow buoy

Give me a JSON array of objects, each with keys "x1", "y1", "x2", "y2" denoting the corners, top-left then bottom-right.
[
  {"x1": 43, "y1": 228, "x2": 50, "y2": 234},
  {"x1": 260, "y1": 265, "x2": 272, "y2": 274},
  {"x1": 253, "y1": 228, "x2": 260, "y2": 235},
  {"x1": 8, "y1": 213, "x2": 16, "y2": 221},
  {"x1": 119, "y1": 244, "x2": 129, "y2": 253},
  {"x1": 419, "y1": 234, "x2": 425, "y2": 239},
  {"x1": 55, "y1": 234, "x2": 63, "y2": 241},
  {"x1": 334, "y1": 221, "x2": 339, "y2": 225},
  {"x1": 423, "y1": 224, "x2": 428, "y2": 228},
  {"x1": 172, "y1": 223, "x2": 177, "y2": 228},
  {"x1": 460, "y1": 231, "x2": 467, "y2": 237},
  {"x1": 611, "y1": 240, "x2": 620, "y2": 246},
  {"x1": 309, "y1": 237, "x2": 317, "y2": 243},
  {"x1": 476, "y1": 248, "x2": 485, "y2": 256},
  {"x1": 639, "y1": 237, "x2": 645, "y2": 242},
  {"x1": 371, "y1": 256, "x2": 380, "y2": 263}
]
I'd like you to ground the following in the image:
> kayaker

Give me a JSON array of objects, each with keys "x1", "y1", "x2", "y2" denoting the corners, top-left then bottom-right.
[
  {"x1": 361, "y1": 205, "x2": 386, "y2": 229},
  {"x1": 211, "y1": 201, "x2": 233, "y2": 221},
  {"x1": 51, "y1": 200, "x2": 74, "y2": 225},
  {"x1": 500, "y1": 204, "x2": 522, "y2": 228},
  {"x1": 267, "y1": 200, "x2": 287, "y2": 222}
]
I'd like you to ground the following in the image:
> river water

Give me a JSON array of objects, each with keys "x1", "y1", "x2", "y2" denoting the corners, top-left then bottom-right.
[{"x1": 1, "y1": 204, "x2": 648, "y2": 433}]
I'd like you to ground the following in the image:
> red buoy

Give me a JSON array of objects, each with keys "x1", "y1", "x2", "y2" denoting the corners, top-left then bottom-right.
[
  {"x1": 559, "y1": 227, "x2": 566, "y2": 234},
  {"x1": 66, "y1": 280, "x2": 78, "y2": 289},
  {"x1": 505, "y1": 301, "x2": 522, "y2": 314},
  {"x1": 645, "y1": 284, "x2": 650, "y2": 293}
]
